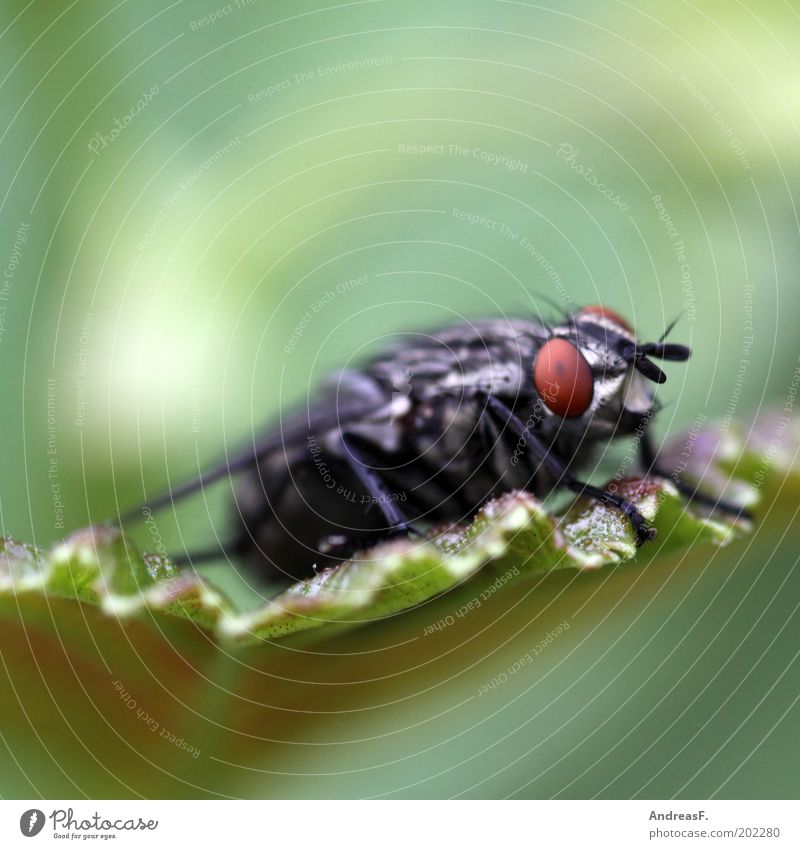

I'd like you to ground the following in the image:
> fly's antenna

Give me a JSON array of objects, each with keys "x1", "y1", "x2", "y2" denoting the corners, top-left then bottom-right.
[
  {"x1": 637, "y1": 341, "x2": 691, "y2": 361},
  {"x1": 632, "y1": 356, "x2": 667, "y2": 384},
  {"x1": 621, "y1": 338, "x2": 691, "y2": 384}
]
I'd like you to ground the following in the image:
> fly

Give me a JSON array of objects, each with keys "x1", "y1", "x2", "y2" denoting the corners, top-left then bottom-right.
[{"x1": 120, "y1": 305, "x2": 748, "y2": 584}]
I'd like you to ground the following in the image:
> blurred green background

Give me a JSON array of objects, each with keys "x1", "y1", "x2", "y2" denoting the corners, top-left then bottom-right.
[{"x1": 0, "y1": 0, "x2": 798, "y2": 798}]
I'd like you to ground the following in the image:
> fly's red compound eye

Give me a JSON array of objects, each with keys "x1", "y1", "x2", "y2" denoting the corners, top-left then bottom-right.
[
  {"x1": 533, "y1": 338, "x2": 594, "y2": 418},
  {"x1": 580, "y1": 304, "x2": 633, "y2": 333}
]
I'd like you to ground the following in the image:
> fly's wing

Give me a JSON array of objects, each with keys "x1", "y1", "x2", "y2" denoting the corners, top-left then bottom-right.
[
  {"x1": 120, "y1": 374, "x2": 384, "y2": 520},
  {"x1": 122, "y1": 320, "x2": 549, "y2": 520}
]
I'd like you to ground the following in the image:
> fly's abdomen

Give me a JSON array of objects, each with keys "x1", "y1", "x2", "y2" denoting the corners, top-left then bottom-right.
[{"x1": 232, "y1": 433, "x2": 400, "y2": 582}]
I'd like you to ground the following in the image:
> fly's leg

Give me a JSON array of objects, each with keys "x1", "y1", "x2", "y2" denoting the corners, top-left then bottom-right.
[
  {"x1": 639, "y1": 430, "x2": 754, "y2": 520},
  {"x1": 172, "y1": 545, "x2": 233, "y2": 566},
  {"x1": 484, "y1": 396, "x2": 656, "y2": 546},
  {"x1": 328, "y1": 434, "x2": 423, "y2": 536},
  {"x1": 563, "y1": 480, "x2": 657, "y2": 545},
  {"x1": 483, "y1": 396, "x2": 565, "y2": 479}
]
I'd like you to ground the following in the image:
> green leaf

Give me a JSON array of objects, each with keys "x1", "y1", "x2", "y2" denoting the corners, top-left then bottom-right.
[{"x1": 1, "y1": 410, "x2": 790, "y2": 647}]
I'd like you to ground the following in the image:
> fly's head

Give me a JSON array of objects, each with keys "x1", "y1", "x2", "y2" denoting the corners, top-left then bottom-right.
[{"x1": 531, "y1": 305, "x2": 691, "y2": 438}]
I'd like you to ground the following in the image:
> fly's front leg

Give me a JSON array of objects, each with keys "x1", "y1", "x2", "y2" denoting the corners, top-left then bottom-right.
[
  {"x1": 485, "y1": 396, "x2": 656, "y2": 546},
  {"x1": 563, "y1": 480, "x2": 657, "y2": 545},
  {"x1": 638, "y1": 429, "x2": 753, "y2": 520},
  {"x1": 482, "y1": 395, "x2": 564, "y2": 479}
]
